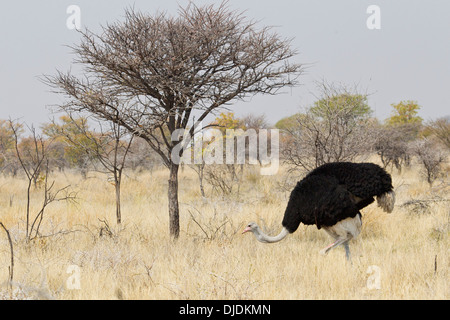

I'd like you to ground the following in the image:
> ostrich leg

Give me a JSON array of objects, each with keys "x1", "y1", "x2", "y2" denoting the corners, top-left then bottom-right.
[
  {"x1": 343, "y1": 241, "x2": 351, "y2": 261},
  {"x1": 319, "y1": 236, "x2": 353, "y2": 260},
  {"x1": 320, "y1": 215, "x2": 361, "y2": 260},
  {"x1": 319, "y1": 237, "x2": 348, "y2": 256}
]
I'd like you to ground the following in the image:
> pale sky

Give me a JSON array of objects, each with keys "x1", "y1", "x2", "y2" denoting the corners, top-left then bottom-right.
[{"x1": 0, "y1": 0, "x2": 449, "y2": 127}]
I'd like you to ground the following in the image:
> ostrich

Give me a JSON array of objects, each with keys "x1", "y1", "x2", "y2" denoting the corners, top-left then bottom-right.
[{"x1": 243, "y1": 162, "x2": 395, "y2": 259}]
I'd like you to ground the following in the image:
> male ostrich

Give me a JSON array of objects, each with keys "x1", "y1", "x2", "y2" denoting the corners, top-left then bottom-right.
[{"x1": 243, "y1": 162, "x2": 395, "y2": 259}]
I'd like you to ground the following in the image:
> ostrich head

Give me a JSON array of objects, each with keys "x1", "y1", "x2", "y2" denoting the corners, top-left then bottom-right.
[
  {"x1": 242, "y1": 222, "x2": 289, "y2": 243},
  {"x1": 242, "y1": 222, "x2": 258, "y2": 234}
]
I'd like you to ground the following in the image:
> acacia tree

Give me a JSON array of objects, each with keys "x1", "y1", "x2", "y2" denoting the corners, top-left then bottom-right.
[
  {"x1": 45, "y1": 2, "x2": 302, "y2": 238},
  {"x1": 387, "y1": 100, "x2": 423, "y2": 126}
]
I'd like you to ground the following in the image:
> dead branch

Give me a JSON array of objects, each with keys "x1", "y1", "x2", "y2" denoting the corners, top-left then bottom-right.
[{"x1": 0, "y1": 222, "x2": 14, "y2": 287}]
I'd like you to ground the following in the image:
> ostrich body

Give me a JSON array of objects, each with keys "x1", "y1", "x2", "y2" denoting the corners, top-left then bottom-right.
[{"x1": 243, "y1": 162, "x2": 395, "y2": 259}]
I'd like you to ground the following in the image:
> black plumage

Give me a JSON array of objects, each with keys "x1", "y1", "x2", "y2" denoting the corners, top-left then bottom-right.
[{"x1": 282, "y1": 162, "x2": 393, "y2": 233}]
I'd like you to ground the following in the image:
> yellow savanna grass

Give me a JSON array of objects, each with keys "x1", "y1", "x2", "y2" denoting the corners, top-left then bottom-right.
[{"x1": 0, "y1": 161, "x2": 448, "y2": 300}]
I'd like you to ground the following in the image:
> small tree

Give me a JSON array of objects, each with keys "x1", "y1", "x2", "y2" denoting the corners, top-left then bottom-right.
[
  {"x1": 387, "y1": 100, "x2": 423, "y2": 126},
  {"x1": 310, "y1": 82, "x2": 371, "y2": 119},
  {"x1": 377, "y1": 100, "x2": 423, "y2": 172},
  {"x1": 0, "y1": 119, "x2": 20, "y2": 176},
  {"x1": 188, "y1": 134, "x2": 208, "y2": 198},
  {"x1": 126, "y1": 137, "x2": 160, "y2": 172},
  {"x1": 412, "y1": 138, "x2": 445, "y2": 186},
  {"x1": 423, "y1": 116, "x2": 450, "y2": 149},
  {"x1": 203, "y1": 112, "x2": 247, "y2": 197},
  {"x1": 186, "y1": 112, "x2": 246, "y2": 198},
  {"x1": 43, "y1": 115, "x2": 95, "y2": 178},
  {"x1": 0, "y1": 221, "x2": 14, "y2": 287},
  {"x1": 240, "y1": 113, "x2": 271, "y2": 166},
  {"x1": 45, "y1": 2, "x2": 302, "y2": 238},
  {"x1": 275, "y1": 113, "x2": 299, "y2": 132},
  {"x1": 281, "y1": 82, "x2": 373, "y2": 171},
  {"x1": 9, "y1": 120, "x2": 75, "y2": 242},
  {"x1": 45, "y1": 114, "x2": 133, "y2": 224},
  {"x1": 374, "y1": 123, "x2": 419, "y2": 171}
]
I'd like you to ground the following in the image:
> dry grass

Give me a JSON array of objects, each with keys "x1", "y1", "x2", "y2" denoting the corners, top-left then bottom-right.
[{"x1": 0, "y1": 162, "x2": 448, "y2": 300}]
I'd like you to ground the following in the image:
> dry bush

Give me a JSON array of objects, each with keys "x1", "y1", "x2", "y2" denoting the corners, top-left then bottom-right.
[
  {"x1": 204, "y1": 164, "x2": 244, "y2": 197},
  {"x1": 282, "y1": 82, "x2": 374, "y2": 171},
  {"x1": 412, "y1": 138, "x2": 446, "y2": 186},
  {"x1": 373, "y1": 124, "x2": 419, "y2": 171},
  {"x1": 185, "y1": 204, "x2": 241, "y2": 243},
  {"x1": 425, "y1": 116, "x2": 450, "y2": 149}
]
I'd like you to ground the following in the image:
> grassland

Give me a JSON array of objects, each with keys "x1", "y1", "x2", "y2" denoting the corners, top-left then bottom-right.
[{"x1": 0, "y1": 161, "x2": 448, "y2": 300}]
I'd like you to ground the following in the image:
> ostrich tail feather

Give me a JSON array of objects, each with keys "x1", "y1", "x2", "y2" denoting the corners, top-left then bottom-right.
[{"x1": 377, "y1": 190, "x2": 395, "y2": 213}]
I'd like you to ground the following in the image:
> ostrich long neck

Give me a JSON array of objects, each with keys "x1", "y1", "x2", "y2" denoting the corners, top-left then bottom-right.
[{"x1": 254, "y1": 227, "x2": 289, "y2": 243}]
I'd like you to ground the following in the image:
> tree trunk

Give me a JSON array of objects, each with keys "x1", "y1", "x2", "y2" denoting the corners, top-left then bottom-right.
[
  {"x1": 168, "y1": 162, "x2": 180, "y2": 239},
  {"x1": 26, "y1": 180, "x2": 32, "y2": 242},
  {"x1": 197, "y1": 164, "x2": 206, "y2": 198},
  {"x1": 115, "y1": 179, "x2": 121, "y2": 224}
]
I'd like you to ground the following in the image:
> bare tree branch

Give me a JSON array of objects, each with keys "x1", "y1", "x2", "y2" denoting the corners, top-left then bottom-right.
[{"x1": 0, "y1": 222, "x2": 14, "y2": 288}]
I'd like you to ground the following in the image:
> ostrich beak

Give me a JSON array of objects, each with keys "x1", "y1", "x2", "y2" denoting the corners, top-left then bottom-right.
[{"x1": 242, "y1": 226, "x2": 251, "y2": 234}]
